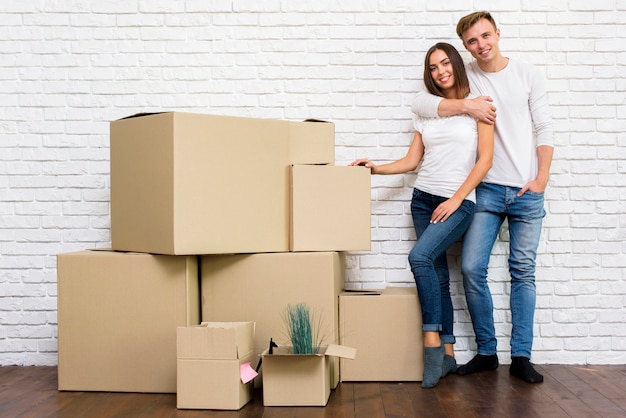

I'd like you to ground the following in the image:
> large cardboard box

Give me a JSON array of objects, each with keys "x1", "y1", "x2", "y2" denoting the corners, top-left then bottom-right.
[
  {"x1": 110, "y1": 112, "x2": 334, "y2": 255},
  {"x1": 290, "y1": 165, "x2": 371, "y2": 252},
  {"x1": 177, "y1": 322, "x2": 255, "y2": 410},
  {"x1": 261, "y1": 344, "x2": 356, "y2": 407},
  {"x1": 339, "y1": 287, "x2": 424, "y2": 381},
  {"x1": 57, "y1": 250, "x2": 200, "y2": 393},
  {"x1": 201, "y1": 252, "x2": 344, "y2": 387}
]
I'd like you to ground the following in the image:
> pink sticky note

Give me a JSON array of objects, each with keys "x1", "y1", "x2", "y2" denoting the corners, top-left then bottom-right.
[{"x1": 240, "y1": 362, "x2": 258, "y2": 384}]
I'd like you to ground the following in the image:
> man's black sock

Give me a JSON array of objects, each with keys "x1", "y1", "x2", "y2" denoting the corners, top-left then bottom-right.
[
  {"x1": 510, "y1": 356, "x2": 543, "y2": 383},
  {"x1": 457, "y1": 354, "x2": 499, "y2": 375}
]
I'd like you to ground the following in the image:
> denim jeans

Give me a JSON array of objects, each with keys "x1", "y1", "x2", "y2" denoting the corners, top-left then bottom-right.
[
  {"x1": 409, "y1": 188, "x2": 475, "y2": 345},
  {"x1": 461, "y1": 182, "x2": 546, "y2": 358}
]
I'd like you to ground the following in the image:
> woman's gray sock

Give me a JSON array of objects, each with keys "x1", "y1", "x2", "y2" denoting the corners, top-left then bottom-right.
[
  {"x1": 422, "y1": 345, "x2": 445, "y2": 388},
  {"x1": 441, "y1": 354, "x2": 458, "y2": 378}
]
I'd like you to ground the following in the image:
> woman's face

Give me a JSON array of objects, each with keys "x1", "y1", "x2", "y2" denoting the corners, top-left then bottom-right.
[{"x1": 428, "y1": 49, "x2": 455, "y2": 98}]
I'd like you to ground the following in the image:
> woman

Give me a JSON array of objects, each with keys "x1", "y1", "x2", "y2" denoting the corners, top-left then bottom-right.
[{"x1": 350, "y1": 42, "x2": 494, "y2": 388}]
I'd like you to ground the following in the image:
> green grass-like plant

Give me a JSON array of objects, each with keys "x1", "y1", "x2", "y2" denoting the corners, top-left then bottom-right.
[{"x1": 282, "y1": 303, "x2": 324, "y2": 354}]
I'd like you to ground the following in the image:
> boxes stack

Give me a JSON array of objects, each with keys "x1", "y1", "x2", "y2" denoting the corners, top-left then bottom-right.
[
  {"x1": 56, "y1": 112, "x2": 371, "y2": 408},
  {"x1": 108, "y1": 112, "x2": 370, "y2": 255}
]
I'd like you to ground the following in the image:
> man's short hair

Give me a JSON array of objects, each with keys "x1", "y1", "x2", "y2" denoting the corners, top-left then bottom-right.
[{"x1": 456, "y1": 11, "x2": 498, "y2": 39}]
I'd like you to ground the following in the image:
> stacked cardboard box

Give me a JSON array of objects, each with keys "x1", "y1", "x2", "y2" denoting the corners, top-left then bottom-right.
[
  {"x1": 56, "y1": 112, "x2": 371, "y2": 407},
  {"x1": 109, "y1": 112, "x2": 370, "y2": 255},
  {"x1": 57, "y1": 251, "x2": 199, "y2": 393}
]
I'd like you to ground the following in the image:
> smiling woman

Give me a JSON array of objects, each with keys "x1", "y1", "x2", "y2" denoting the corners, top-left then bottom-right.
[
  {"x1": 423, "y1": 43, "x2": 471, "y2": 101},
  {"x1": 349, "y1": 41, "x2": 493, "y2": 389}
]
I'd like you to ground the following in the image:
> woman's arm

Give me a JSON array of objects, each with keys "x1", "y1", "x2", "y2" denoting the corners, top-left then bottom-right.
[
  {"x1": 429, "y1": 121, "x2": 494, "y2": 223},
  {"x1": 350, "y1": 131, "x2": 425, "y2": 175}
]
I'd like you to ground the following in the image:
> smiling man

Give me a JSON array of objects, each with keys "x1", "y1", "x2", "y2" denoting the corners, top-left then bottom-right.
[{"x1": 411, "y1": 11, "x2": 554, "y2": 384}]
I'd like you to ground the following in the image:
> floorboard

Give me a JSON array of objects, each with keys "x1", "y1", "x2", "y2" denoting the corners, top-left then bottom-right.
[{"x1": 1, "y1": 365, "x2": 625, "y2": 418}]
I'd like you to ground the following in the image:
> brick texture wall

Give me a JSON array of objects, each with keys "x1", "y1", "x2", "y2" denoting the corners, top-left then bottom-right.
[{"x1": 1, "y1": 1, "x2": 624, "y2": 366}]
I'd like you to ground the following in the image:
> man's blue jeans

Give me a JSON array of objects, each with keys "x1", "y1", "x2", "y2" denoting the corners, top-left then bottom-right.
[
  {"x1": 461, "y1": 182, "x2": 546, "y2": 358},
  {"x1": 409, "y1": 188, "x2": 475, "y2": 345}
]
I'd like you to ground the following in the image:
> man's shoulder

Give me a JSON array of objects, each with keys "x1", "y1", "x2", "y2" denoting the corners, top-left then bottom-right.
[{"x1": 507, "y1": 57, "x2": 535, "y2": 70}]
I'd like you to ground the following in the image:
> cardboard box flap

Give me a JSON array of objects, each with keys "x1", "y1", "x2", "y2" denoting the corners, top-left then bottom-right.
[
  {"x1": 200, "y1": 322, "x2": 255, "y2": 358},
  {"x1": 325, "y1": 344, "x2": 356, "y2": 360},
  {"x1": 116, "y1": 112, "x2": 168, "y2": 121},
  {"x1": 178, "y1": 322, "x2": 254, "y2": 360}
]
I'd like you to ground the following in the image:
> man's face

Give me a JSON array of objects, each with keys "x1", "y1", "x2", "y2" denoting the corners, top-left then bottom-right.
[{"x1": 461, "y1": 18, "x2": 501, "y2": 65}]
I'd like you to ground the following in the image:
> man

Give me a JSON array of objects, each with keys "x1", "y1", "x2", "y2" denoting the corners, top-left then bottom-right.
[{"x1": 411, "y1": 11, "x2": 554, "y2": 383}]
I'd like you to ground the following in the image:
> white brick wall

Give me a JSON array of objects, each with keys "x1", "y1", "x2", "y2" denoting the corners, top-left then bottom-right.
[{"x1": 1, "y1": 1, "x2": 624, "y2": 366}]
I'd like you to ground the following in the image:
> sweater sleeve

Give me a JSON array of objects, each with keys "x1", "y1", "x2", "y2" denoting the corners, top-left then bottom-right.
[
  {"x1": 411, "y1": 86, "x2": 442, "y2": 119},
  {"x1": 529, "y1": 66, "x2": 554, "y2": 148}
]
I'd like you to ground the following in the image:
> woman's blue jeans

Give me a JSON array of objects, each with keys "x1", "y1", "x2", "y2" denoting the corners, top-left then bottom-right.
[
  {"x1": 461, "y1": 182, "x2": 546, "y2": 358},
  {"x1": 409, "y1": 188, "x2": 475, "y2": 345}
]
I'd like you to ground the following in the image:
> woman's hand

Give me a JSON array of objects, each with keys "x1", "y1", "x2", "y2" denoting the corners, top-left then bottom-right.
[
  {"x1": 349, "y1": 158, "x2": 377, "y2": 173},
  {"x1": 430, "y1": 197, "x2": 463, "y2": 224}
]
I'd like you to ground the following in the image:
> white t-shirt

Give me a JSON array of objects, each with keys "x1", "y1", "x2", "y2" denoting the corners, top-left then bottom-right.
[
  {"x1": 413, "y1": 112, "x2": 479, "y2": 203},
  {"x1": 411, "y1": 58, "x2": 554, "y2": 188}
]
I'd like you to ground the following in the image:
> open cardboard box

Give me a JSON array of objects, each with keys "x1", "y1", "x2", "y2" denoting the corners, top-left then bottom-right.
[
  {"x1": 177, "y1": 322, "x2": 256, "y2": 410},
  {"x1": 261, "y1": 344, "x2": 356, "y2": 407}
]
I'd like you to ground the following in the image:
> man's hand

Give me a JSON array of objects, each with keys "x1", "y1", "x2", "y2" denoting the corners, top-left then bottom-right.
[
  {"x1": 518, "y1": 146, "x2": 553, "y2": 196},
  {"x1": 518, "y1": 177, "x2": 548, "y2": 197},
  {"x1": 466, "y1": 96, "x2": 496, "y2": 124}
]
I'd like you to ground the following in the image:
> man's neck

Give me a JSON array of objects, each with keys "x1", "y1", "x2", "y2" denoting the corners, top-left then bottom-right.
[{"x1": 477, "y1": 55, "x2": 509, "y2": 73}]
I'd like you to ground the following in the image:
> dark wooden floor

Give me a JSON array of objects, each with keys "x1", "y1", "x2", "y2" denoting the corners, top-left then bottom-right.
[{"x1": 1, "y1": 365, "x2": 625, "y2": 417}]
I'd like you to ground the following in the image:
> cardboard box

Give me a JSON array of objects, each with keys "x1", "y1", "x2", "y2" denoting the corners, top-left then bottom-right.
[
  {"x1": 339, "y1": 287, "x2": 424, "y2": 381},
  {"x1": 290, "y1": 165, "x2": 371, "y2": 252},
  {"x1": 110, "y1": 112, "x2": 334, "y2": 255},
  {"x1": 57, "y1": 250, "x2": 199, "y2": 393},
  {"x1": 261, "y1": 344, "x2": 356, "y2": 406},
  {"x1": 288, "y1": 119, "x2": 335, "y2": 164},
  {"x1": 177, "y1": 322, "x2": 255, "y2": 410},
  {"x1": 201, "y1": 252, "x2": 344, "y2": 388}
]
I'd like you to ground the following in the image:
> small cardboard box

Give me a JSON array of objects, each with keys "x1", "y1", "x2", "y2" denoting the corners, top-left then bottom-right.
[
  {"x1": 110, "y1": 112, "x2": 334, "y2": 255},
  {"x1": 177, "y1": 322, "x2": 255, "y2": 410},
  {"x1": 339, "y1": 287, "x2": 424, "y2": 381},
  {"x1": 201, "y1": 252, "x2": 344, "y2": 388},
  {"x1": 290, "y1": 164, "x2": 371, "y2": 252},
  {"x1": 57, "y1": 250, "x2": 199, "y2": 393},
  {"x1": 261, "y1": 344, "x2": 356, "y2": 406}
]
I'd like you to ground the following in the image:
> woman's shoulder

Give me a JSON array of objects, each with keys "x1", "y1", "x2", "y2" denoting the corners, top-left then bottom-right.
[{"x1": 414, "y1": 112, "x2": 475, "y2": 128}]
